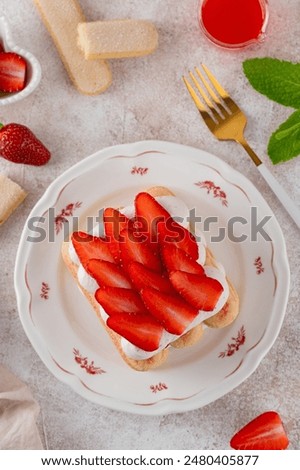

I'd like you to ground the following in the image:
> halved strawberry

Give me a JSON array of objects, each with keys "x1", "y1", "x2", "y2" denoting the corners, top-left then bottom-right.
[
  {"x1": 141, "y1": 287, "x2": 198, "y2": 335},
  {"x1": 71, "y1": 231, "x2": 115, "y2": 268},
  {"x1": 120, "y1": 228, "x2": 161, "y2": 273},
  {"x1": 86, "y1": 259, "x2": 132, "y2": 289},
  {"x1": 127, "y1": 261, "x2": 174, "y2": 294},
  {"x1": 135, "y1": 192, "x2": 199, "y2": 259},
  {"x1": 103, "y1": 208, "x2": 130, "y2": 263},
  {"x1": 230, "y1": 411, "x2": 289, "y2": 450},
  {"x1": 135, "y1": 192, "x2": 170, "y2": 242},
  {"x1": 170, "y1": 271, "x2": 223, "y2": 311},
  {"x1": 107, "y1": 311, "x2": 163, "y2": 352},
  {"x1": 161, "y1": 244, "x2": 204, "y2": 275},
  {"x1": 0, "y1": 52, "x2": 27, "y2": 93},
  {"x1": 95, "y1": 286, "x2": 146, "y2": 316},
  {"x1": 158, "y1": 219, "x2": 199, "y2": 260}
]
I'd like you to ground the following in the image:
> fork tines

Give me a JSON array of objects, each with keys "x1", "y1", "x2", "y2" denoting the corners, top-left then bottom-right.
[{"x1": 183, "y1": 64, "x2": 238, "y2": 124}]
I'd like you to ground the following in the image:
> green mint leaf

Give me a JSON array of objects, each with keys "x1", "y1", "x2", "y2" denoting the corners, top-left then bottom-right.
[
  {"x1": 268, "y1": 109, "x2": 300, "y2": 163},
  {"x1": 243, "y1": 58, "x2": 300, "y2": 108}
]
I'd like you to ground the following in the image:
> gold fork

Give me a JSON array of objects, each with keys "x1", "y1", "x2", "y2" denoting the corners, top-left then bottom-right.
[{"x1": 183, "y1": 64, "x2": 300, "y2": 229}]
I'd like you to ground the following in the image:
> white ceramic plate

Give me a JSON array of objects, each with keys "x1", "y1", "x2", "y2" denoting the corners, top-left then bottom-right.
[{"x1": 15, "y1": 141, "x2": 289, "y2": 415}]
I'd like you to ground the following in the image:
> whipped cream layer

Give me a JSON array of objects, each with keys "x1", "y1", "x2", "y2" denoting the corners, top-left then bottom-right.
[{"x1": 69, "y1": 196, "x2": 229, "y2": 360}]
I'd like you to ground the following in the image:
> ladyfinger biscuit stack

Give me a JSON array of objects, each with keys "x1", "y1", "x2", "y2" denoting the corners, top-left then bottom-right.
[
  {"x1": 34, "y1": 0, "x2": 112, "y2": 95},
  {"x1": 34, "y1": 0, "x2": 158, "y2": 94}
]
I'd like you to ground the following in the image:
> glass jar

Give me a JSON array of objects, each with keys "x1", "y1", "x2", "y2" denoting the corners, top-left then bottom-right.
[{"x1": 199, "y1": 0, "x2": 269, "y2": 49}]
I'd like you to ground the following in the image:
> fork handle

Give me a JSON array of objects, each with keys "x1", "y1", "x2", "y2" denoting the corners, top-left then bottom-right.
[
  {"x1": 257, "y1": 163, "x2": 300, "y2": 228},
  {"x1": 239, "y1": 138, "x2": 300, "y2": 228},
  {"x1": 239, "y1": 138, "x2": 262, "y2": 167}
]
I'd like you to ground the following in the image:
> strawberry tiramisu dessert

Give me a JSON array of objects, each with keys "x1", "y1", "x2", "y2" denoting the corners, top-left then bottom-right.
[{"x1": 62, "y1": 187, "x2": 239, "y2": 371}]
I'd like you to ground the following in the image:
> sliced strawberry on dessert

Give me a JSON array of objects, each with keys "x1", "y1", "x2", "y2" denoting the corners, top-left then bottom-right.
[
  {"x1": 86, "y1": 259, "x2": 132, "y2": 289},
  {"x1": 161, "y1": 244, "x2": 204, "y2": 275},
  {"x1": 103, "y1": 208, "x2": 130, "y2": 263},
  {"x1": 135, "y1": 192, "x2": 170, "y2": 243},
  {"x1": 170, "y1": 271, "x2": 223, "y2": 311},
  {"x1": 158, "y1": 219, "x2": 199, "y2": 260},
  {"x1": 0, "y1": 52, "x2": 26, "y2": 92},
  {"x1": 230, "y1": 411, "x2": 289, "y2": 450},
  {"x1": 71, "y1": 231, "x2": 115, "y2": 268},
  {"x1": 120, "y1": 228, "x2": 161, "y2": 273},
  {"x1": 127, "y1": 261, "x2": 174, "y2": 294},
  {"x1": 135, "y1": 192, "x2": 199, "y2": 259},
  {"x1": 141, "y1": 287, "x2": 198, "y2": 335},
  {"x1": 0, "y1": 43, "x2": 4, "y2": 53},
  {"x1": 107, "y1": 311, "x2": 164, "y2": 352},
  {"x1": 95, "y1": 286, "x2": 146, "y2": 316}
]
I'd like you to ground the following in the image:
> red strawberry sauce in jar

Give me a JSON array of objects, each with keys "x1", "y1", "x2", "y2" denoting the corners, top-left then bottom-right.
[{"x1": 199, "y1": 0, "x2": 269, "y2": 49}]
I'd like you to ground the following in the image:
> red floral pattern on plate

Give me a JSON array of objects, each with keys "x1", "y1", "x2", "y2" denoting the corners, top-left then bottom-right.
[
  {"x1": 73, "y1": 348, "x2": 106, "y2": 375},
  {"x1": 195, "y1": 180, "x2": 228, "y2": 207},
  {"x1": 254, "y1": 256, "x2": 264, "y2": 275},
  {"x1": 218, "y1": 326, "x2": 246, "y2": 358},
  {"x1": 55, "y1": 202, "x2": 82, "y2": 235},
  {"x1": 150, "y1": 382, "x2": 168, "y2": 393},
  {"x1": 131, "y1": 166, "x2": 149, "y2": 176},
  {"x1": 40, "y1": 282, "x2": 50, "y2": 300}
]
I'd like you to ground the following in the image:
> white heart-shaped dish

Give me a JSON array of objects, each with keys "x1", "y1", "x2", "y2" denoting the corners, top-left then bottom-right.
[{"x1": 0, "y1": 16, "x2": 41, "y2": 106}]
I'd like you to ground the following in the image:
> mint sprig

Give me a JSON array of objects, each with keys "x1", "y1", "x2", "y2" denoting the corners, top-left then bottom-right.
[
  {"x1": 243, "y1": 58, "x2": 300, "y2": 164},
  {"x1": 243, "y1": 58, "x2": 300, "y2": 109},
  {"x1": 268, "y1": 109, "x2": 300, "y2": 164}
]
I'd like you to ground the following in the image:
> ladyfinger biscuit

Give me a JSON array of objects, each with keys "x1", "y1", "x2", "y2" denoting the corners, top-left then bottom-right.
[
  {"x1": 34, "y1": 0, "x2": 112, "y2": 95},
  {"x1": 203, "y1": 249, "x2": 239, "y2": 328},
  {"x1": 0, "y1": 174, "x2": 26, "y2": 225},
  {"x1": 77, "y1": 19, "x2": 158, "y2": 60}
]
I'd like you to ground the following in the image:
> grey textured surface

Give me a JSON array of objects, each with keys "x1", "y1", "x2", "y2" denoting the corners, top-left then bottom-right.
[{"x1": 0, "y1": 0, "x2": 299, "y2": 450}]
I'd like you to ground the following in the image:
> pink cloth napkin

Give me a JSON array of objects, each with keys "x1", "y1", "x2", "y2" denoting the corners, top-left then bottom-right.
[{"x1": 0, "y1": 364, "x2": 43, "y2": 450}]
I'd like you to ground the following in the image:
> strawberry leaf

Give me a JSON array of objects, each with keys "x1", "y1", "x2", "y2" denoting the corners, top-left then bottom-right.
[
  {"x1": 243, "y1": 58, "x2": 300, "y2": 108},
  {"x1": 268, "y1": 110, "x2": 300, "y2": 164}
]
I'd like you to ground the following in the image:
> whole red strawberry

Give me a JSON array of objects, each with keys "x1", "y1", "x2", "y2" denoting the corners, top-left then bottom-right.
[{"x1": 0, "y1": 123, "x2": 51, "y2": 166}]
